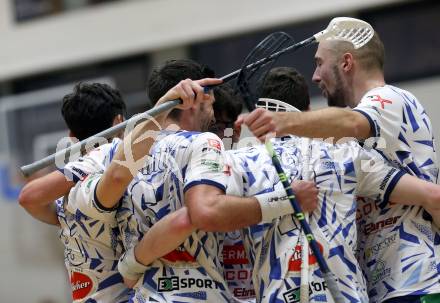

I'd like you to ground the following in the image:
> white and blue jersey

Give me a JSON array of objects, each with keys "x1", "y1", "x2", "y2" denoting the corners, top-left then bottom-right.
[
  {"x1": 354, "y1": 85, "x2": 440, "y2": 302},
  {"x1": 223, "y1": 230, "x2": 256, "y2": 302},
  {"x1": 122, "y1": 131, "x2": 240, "y2": 302},
  {"x1": 58, "y1": 138, "x2": 132, "y2": 302},
  {"x1": 226, "y1": 137, "x2": 404, "y2": 303}
]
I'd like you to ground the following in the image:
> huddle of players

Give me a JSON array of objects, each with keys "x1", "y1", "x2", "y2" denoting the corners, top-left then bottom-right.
[{"x1": 19, "y1": 29, "x2": 440, "y2": 303}]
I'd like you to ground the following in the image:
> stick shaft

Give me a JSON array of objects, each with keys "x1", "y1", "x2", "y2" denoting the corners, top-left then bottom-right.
[
  {"x1": 266, "y1": 142, "x2": 329, "y2": 272},
  {"x1": 20, "y1": 36, "x2": 317, "y2": 177},
  {"x1": 265, "y1": 141, "x2": 344, "y2": 303},
  {"x1": 20, "y1": 100, "x2": 180, "y2": 177},
  {"x1": 219, "y1": 36, "x2": 316, "y2": 84}
]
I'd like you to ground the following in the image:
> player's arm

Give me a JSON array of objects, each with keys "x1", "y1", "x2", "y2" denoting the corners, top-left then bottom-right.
[
  {"x1": 185, "y1": 185, "x2": 262, "y2": 231},
  {"x1": 356, "y1": 148, "x2": 440, "y2": 226},
  {"x1": 119, "y1": 207, "x2": 195, "y2": 287},
  {"x1": 236, "y1": 107, "x2": 371, "y2": 142},
  {"x1": 95, "y1": 78, "x2": 222, "y2": 209},
  {"x1": 18, "y1": 171, "x2": 74, "y2": 225},
  {"x1": 134, "y1": 207, "x2": 194, "y2": 265},
  {"x1": 19, "y1": 139, "x2": 116, "y2": 225},
  {"x1": 183, "y1": 132, "x2": 318, "y2": 231},
  {"x1": 185, "y1": 181, "x2": 318, "y2": 232},
  {"x1": 389, "y1": 175, "x2": 440, "y2": 227}
]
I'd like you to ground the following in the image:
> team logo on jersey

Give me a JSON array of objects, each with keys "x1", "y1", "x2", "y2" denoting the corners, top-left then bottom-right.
[
  {"x1": 356, "y1": 197, "x2": 378, "y2": 221},
  {"x1": 282, "y1": 287, "x2": 300, "y2": 303},
  {"x1": 223, "y1": 244, "x2": 249, "y2": 265},
  {"x1": 208, "y1": 139, "x2": 221, "y2": 150},
  {"x1": 71, "y1": 166, "x2": 89, "y2": 181},
  {"x1": 157, "y1": 276, "x2": 223, "y2": 292},
  {"x1": 371, "y1": 259, "x2": 391, "y2": 285},
  {"x1": 70, "y1": 271, "x2": 95, "y2": 300},
  {"x1": 368, "y1": 95, "x2": 393, "y2": 109},
  {"x1": 158, "y1": 276, "x2": 179, "y2": 292},
  {"x1": 224, "y1": 269, "x2": 252, "y2": 282},
  {"x1": 201, "y1": 159, "x2": 221, "y2": 172},
  {"x1": 232, "y1": 286, "x2": 255, "y2": 299},
  {"x1": 363, "y1": 216, "x2": 401, "y2": 235},
  {"x1": 288, "y1": 241, "x2": 324, "y2": 272},
  {"x1": 365, "y1": 233, "x2": 397, "y2": 258},
  {"x1": 282, "y1": 282, "x2": 328, "y2": 303}
]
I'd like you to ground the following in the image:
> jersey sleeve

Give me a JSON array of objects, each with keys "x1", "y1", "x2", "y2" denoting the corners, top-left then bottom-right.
[
  {"x1": 60, "y1": 139, "x2": 121, "y2": 183},
  {"x1": 353, "y1": 89, "x2": 404, "y2": 143},
  {"x1": 355, "y1": 148, "x2": 405, "y2": 207},
  {"x1": 66, "y1": 173, "x2": 118, "y2": 222},
  {"x1": 183, "y1": 132, "x2": 228, "y2": 193}
]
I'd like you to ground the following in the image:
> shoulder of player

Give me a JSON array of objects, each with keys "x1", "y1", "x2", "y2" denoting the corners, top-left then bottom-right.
[
  {"x1": 157, "y1": 130, "x2": 201, "y2": 144},
  {"x1": 189, "y1": 132, "x2": 224, "y2": 150},
  {"x1": 312, "y1": 138, "x2": 365, "y2": 165},
  {"x1": 149, "y1": 132, "x2": 221, "y2": 161},
  {"x1": 360, "y1": 85, "x2": 411, "y2": 107}
]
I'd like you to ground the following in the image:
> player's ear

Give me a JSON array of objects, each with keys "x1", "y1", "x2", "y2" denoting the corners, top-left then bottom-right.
[
  {"x1": 341, "y1": 53, "x2": 354, "y2": 72},
  {"x1": 113, "y1": 114, "x2": 124, "y2": 126}
]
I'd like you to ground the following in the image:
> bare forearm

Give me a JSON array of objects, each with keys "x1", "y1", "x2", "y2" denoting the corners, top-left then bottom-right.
[
  {"x1": 119, "y1": 207, "x2": 193, "y2": 288},
  {"x1": 186, "y1": 182, "x2": 318, "y2": 232},
  {"x1": 390, "y1": 175, "x2": 440, "y2": 226},
  {"x1": 134, "y1": 207, "x2": 194, "y2": 266},
  {"x1": 203, "y1": 189, "x2": 317, "y2": 231},
  {"x1": 97, "y1": 118, "x2": 164, "y2": 208},
  {"x1": 419, "y1": 182, "x2": 440, "y2": 228},
  {"x1": 23, "y1": 203, "x2": 59, "y2": 226},
  {"x1": 19, "y1": 171, "x2": 73, "y2": 207},
  {"x1": 277, "y1": 108, "x2": 370, "y2": 141},
  {"x1": 19, "y1": 171, "x2": 72, "y2": 225},
  {"x1": 390, "y1": 175, "x2": 436, "y2": 207},
  {"x1": 192, "y1": 195, "x2": 262, "y2": 232}
]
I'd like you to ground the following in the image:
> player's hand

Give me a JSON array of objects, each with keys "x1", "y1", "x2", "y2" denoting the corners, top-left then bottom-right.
[
  {"x1": 291, "y1": 180, "x2": 318, "y2": 213},
  {"x1": 123, "y1": 276, "x2": 139, "y2": 288},
  {"x1": 156, "y1": 78, "x2": 222, "y2": 111},
  {"x1": 235, "y1": 108, "x2": 279, "y2": 142}
]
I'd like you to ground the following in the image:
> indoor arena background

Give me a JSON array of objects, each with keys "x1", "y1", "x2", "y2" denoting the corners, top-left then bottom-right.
[{"x1": 0, "y1": 0, "x2": 439, "y2": 301}]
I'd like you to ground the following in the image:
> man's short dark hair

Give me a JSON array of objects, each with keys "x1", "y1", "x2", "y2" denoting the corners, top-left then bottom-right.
[
  {"x1": 61, "y1": 82, "x2": 126, "y2": 140},
  {"x1": 213, "y1": 83, "x2": 243, "y2": 123},
  {"x1": 260, "y1": 67, "x2": 310, "y2": 111},
  {"x1": 147, "y1": 59, "x2": 215, "y2": 119}
]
